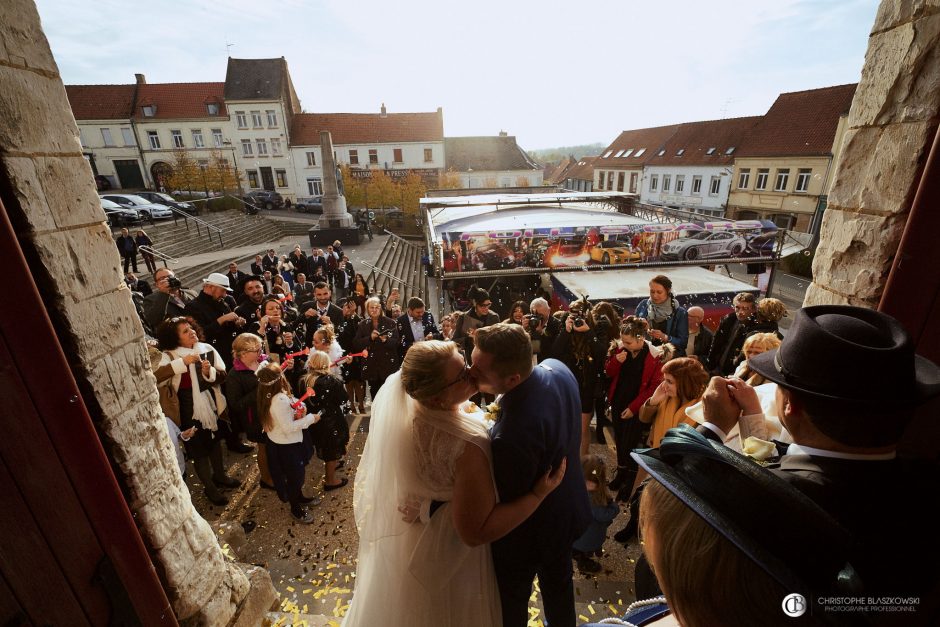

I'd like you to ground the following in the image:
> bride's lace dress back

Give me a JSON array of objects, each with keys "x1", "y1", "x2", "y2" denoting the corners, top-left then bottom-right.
[{"x1": 413, "y1": 420, "x2": 465, "y2": 499}]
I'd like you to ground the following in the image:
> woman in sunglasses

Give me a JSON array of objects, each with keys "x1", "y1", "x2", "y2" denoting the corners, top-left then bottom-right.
[
  {"x1": 451, "y1": 285, "x2": 500, "y2": 365},
  {"x1": 344, "y1": 340, "x2": 565, "y2": 626}
]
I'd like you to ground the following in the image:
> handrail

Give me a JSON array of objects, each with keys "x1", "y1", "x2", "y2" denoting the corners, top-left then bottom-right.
[
  {"x1": 167, "y1": 201, "x2": 225, "y2": 247},
  {"x1": 359, "y1": 260, "x2": 424, "y2": 296},
  {"x1": 138, "y1": 245, "x2": 177, "y2": 269}
]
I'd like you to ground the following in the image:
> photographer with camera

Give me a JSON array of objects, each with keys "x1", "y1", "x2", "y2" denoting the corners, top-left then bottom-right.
[
  {"x1": 526, "y1": 297, "x2": 560, "y2": 363},
  {"x1": 553, "y1": 298, "x2": 610, "y2": 455},
  {"x1": 144, "y1": 268, "x2": 196, "y2": 330}
]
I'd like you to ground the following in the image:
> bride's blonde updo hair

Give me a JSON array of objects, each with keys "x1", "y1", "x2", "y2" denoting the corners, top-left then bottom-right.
[{"x1": 401, "y1": 340, "x2": 459, "y2": 402}]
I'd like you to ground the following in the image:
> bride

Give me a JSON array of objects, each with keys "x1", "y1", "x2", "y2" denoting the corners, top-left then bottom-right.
[{"x1": 343, "y1": 341, "x2": 565, "y2": 626}]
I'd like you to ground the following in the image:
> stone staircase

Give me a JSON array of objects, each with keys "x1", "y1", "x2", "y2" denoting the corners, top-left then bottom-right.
[{"x1": 366, "y1": 232, "x2": 428, "y2": 304}]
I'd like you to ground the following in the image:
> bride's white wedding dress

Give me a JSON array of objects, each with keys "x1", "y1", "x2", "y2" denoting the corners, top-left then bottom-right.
[{"x1": 342, "y1": 371, "x2": 501, "y2": 626}]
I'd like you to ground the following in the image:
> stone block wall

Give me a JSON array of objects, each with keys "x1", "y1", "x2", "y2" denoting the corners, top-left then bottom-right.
[
  {"x1": 0, "y1": 1, "x2": 273, "y2": 624},
  {"x1": 807, "y1": 1, "x2": 940, "y2": 306}
]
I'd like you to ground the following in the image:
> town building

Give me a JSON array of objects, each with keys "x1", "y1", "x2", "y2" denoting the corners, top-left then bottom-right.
[
  {"x1": 444, "y1": 134, "x2": 542, "y2": 188},
  {"x1": 640, "y1": 116, "x2": 761, "y2": 217},
  {"x1": 543, "y1": 156, "x2": 575, "y2": 186},
  {"x1": 593, "y1": 125, "x2": 681, "y2": 194},
  {"x1": 289, "y1": 106, "x2": 445, "y2": 198},
  {"x1": 562, "y1": 156, "x2": 597, "y2": 192},
  {"x1": 727, "y1": 83, "x2": 856, "y2": 232}
]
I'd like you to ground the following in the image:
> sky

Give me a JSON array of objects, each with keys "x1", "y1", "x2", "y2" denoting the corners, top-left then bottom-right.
[{"x1": 35, "y1": 0, "x2": 879, "y2": 151}]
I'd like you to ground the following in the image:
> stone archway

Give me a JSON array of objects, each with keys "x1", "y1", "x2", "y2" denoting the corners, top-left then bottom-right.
[{"x1": 151, "y1": 161, "x2": 173, "y2": 193}]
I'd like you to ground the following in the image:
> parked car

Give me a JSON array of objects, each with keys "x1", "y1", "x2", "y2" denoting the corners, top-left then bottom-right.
[
  {"x1": 660, "y1": 230, "x2": 747, "y2": 261},
  {"x1": 100, "y1": 194, "x2": 173, "y2": 221},
  {"x1": 243, "y1": 190, "x2": 284, "y2": 210},
  {"x1": 134, "y1": 191, "x2": 198, "y2": 215},
  {"x1": 295, "y1": 196, "x2": 323, "y2": 214},
  {"x1": 589, "y1": 239, "x2": 642, "y2": 264},
  {"x1": 745, "y1": 232, "x2": 780, "y2": 256},
  {"x1": 101, "y1": 198, "x2": 140, "y2": 226}
]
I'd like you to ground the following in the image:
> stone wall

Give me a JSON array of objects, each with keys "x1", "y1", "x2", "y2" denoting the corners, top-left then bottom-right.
[
  {"x1": 807, "y1": 1, "x2": 940, "y2": 306},
  {"x1": 0, "y1": 2, "x2": 273, "y2": 624}
]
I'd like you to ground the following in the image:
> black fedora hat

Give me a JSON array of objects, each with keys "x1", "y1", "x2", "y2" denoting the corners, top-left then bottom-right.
[
  {"x1": 632, "y1": 424, "x2": 862, "y2": 598},
  {"x1": 748, "y1": 305, "x2": 940, "y2": 405}
]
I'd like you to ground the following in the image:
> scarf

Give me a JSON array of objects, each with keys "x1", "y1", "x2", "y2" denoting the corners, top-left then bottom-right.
[
  {"x1": 169, "y1": 344, "x2": 225, "y2": 431},
  {"x1": 648, "y1": 298, "x2": 674, "y2": 324}
]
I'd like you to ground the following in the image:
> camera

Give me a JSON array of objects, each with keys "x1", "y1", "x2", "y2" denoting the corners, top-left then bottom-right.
[
  {"x1": 571, "y1": 316, "x2": 585, "y2": 327},
  {"x1": 524, "y1": 313, "x2": 543, "y2": 327},
  {"x1": 167, "y1": 276, "x2": 182, "y2": 289}
]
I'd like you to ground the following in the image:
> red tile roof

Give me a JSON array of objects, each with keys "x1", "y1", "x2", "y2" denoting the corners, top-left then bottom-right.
[
  {"x1": 737, "y1": 84, "x2": 857, "y2": 157},
  {"x1": 566, "y1": 156, "x2": 597, "y2": 181},
  {"x1": 65, "y1": 84, "x2": 137, "y2": 120},
  {"x1": 646, "y1": 116, "x2": 762, "y2": 166},
  {"x1": 133, "y1": 82, "x2": 227, "y2": 120},
  {"x1": 290, "y1": 111, "x2": 444, "y2": 146},
  {"x1": 544, "y1": 156, "x2": 575, "y2": 184},
  {"x1": 597, "y1": 124, "x2": 682, "y2": 168}
]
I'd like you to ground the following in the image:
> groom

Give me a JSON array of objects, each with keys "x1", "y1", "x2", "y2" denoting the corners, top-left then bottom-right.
[{"x1": 471, "y1": 323, "x2": 591, "y2": 626}]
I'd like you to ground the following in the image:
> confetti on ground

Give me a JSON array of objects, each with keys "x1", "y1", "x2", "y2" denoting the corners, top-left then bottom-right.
[
  {"x1": 578, "y1": 616, "x2": 590, "y2": 622},
  {"x1": 588, "y1": 604, "x2": 596, "y2": 615}
]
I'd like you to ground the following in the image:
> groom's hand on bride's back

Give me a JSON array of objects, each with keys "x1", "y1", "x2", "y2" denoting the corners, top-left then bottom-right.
[{"x1": 533, "y1": 457, "x2": 567, "y2": 500}]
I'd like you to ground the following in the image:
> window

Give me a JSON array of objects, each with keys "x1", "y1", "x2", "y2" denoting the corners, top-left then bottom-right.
[
  {"x1": 275, "y1": 169, "x2": 287, "y2": 187},
  {"x1": 236, "y1": 111, "x2": 247, "y2": 129},
  {"x1": 207, "y1": 102, "x2": 219, "y2": 115},
  {"x1": 614, "y1": 150, "x2": 625, "y2": 158},
  {"x1": 709, "y1": 176, "x2": 721, "y2": 195},
  {"x1": 147, "y1": 131, "x2": 160, "y2": 149},
  {"x1": 657, "y1": 149, "x2": 666, "y2": 156},
  {"x1": 675, "y1": 175, "x2": 685, "y2": 193},
  {"x1": 606, "y1": 173, "x2": 613, "y2": 190},
  {"x1": 170, "y1": 130, "x2": 184, "y2": 148},
  {"x1": 424, "y1": 148, "x2": 433, "y2": 162},
  {"x1": 369, "y1": 149, "x2": 378, "y2": 165},
  {"x1": 349, "y1": 149, "x2": 359, "y2": 165},
  {"x1": 623, "y1": 149, "x2": 634, "y2": 158},
  {"x1": 738, "y1": 168, "x2": 751, "y2": 189},
  {"x1": 771, "y1": 214, "x2": 796, "y2": 229},
  {"x1": 692, "y1": 175, "x2": 702, "y2": 194},
  {"x1": 256, "y1": 138, "x2": 268, "y2": 156},
  {"x1": 603, "y1": 150, "x2": 613, "y2": 158},
  {"x1": 142, "y1": 105, "x2": 155, "y2": 117},
  {"x1": 241, "y1": 139, "x2": 253, "y2": 156},
  {"x1": 774, "y1": 168, "x2": 790, "y2": 192},
  {"x1": 629, "y1": 172, "x2": 638, "y2": 193},
  {"x1": 617, "y1": 172, "x2": 625, "y2": 191},
  {"x1": 676, "y1": 149, "x2": 685, "y2": 156},
  {"x1": 307, "y1": 178, "x2": 323, "y2": 196},
  {"x1": 650, "y1": 175, "x2": 658, "y2": 191},
  {"x1": 755, "y1": 168, "x2": 769, "y2": 190},
  {"x1": 725, "y1": 146, "x2": 736, "y2": 155},
  {"x1": 266, "y1": 110, "x2": 278, "y2": 127},
  {"x1": 251, "y1": 111, "x2": 263, "y2": 128},
  {"x1": 306, "y1": 151, "x2": 317, "y2": 166},
  {"x1": 247, "y1": 170, "x2": 259, "y2": 188},
  {"x1": 598, "y1": 171, "x2": 606, "y2": 188},
  {"x1": 795, "y1": 168, "x2": 812, "y2": 192},
  {"x1": 121, "y1": 128, "x2": 134, "y2": 146},
  {"x1": 191, "y1": 129, "x2": 204, "y2": 148},
  {"x1": 271, "y1": 138, "x2": 282, "y2": 155},
  {"x1": 100, "y1": 128, "x2": 114, "y2": 146},
  {"x1": 634, "y1": 148, "x2": 646, "y2": 157},
  {"x1": 212, "y1": 129, "x2": 223, "y2": 147},
  {"x1": 662, "y1": 174, "x2": 671, "y2": 192},
  {"x1": 705, "y1": 147, "x2": 716, "y2": 155},
  {"x1": 393, "y1": 148, "x2": 403, "y2": 163}
]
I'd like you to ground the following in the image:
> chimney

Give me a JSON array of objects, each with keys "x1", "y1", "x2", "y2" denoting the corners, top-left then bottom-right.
[
  {"x1": 380, "y1": 103, "x2": 387, "y2": 117},
  {"x1": 498, "y1": 130, "x2": 508, "y2": 137},
  {"x1": 135, "y1": 73, "x2": 146, "y2": 85}
]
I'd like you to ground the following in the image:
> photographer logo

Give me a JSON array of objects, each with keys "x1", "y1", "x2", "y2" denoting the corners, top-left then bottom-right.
[{"x1": 782, "y1": 593, "x2": 807, "y2": 617}]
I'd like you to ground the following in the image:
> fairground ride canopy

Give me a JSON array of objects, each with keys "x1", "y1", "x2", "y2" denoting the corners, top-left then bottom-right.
[{"x1": 422, "y1": 192, "x2": 806, "y2": 279}]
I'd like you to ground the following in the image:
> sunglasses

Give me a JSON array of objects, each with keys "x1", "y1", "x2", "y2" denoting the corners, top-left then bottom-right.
[{"x1": 440, "y1": 362, "x2": 470, "y2": 391}]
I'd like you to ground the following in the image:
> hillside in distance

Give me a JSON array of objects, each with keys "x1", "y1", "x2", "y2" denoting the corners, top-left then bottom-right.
[{"x1": 528, "y1": 142, "x2": 605, "y2": 165}]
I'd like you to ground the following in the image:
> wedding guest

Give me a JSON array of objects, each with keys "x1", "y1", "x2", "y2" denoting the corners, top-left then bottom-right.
[
  {"x1": 302, "y1": 350, "x2": 350, "y2": 491},
  {"x1": 572, "y1": 454, "x2": 619, "y2": 573},
  {"x1": 353, "y1": 296, "x2": 400, "y2": 402},
  {"x1": 706, "y1": 292, "x2": 757, "y2": 375},
  {"x1": 634, "y1": 274, "x2": 689, "y2": 356},
  {"x1": 224, "y1": 333, "x2": 275, "y2": 490},
  {"x1": 639, "y1": 357, "x2": 708, "y2": 449},
  {"x1": 684, "y1": 306, "x2": 713, "y2": 364},
  {"x1": 135, "y1": 228, "x2": 157, "y2": 274},
  {"x1": 732, "y1": 332, "x2": 782, "y2": 386}
]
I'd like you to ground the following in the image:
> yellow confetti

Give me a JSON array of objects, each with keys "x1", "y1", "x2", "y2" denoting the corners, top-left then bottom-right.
[
  {"x1": 302, "y1": 588, "x2": 312, "y2": 595},
  {"x1": 286, "y1": 585, "x2": 295, "y2": 592},
  {"x1": 578, "y1": 616, "x2": 590, "y2": 622},
  {"x1": 609, "y1": 604, "x2": 619, "y2": 614},
  {"x1": 302, "y1": 604, "x2": 308, "y2": 614},
  {"x1": 618, "y1": 598, "x2": 624, "y2": 605},
  {"x1": 588, "y1": 604, "x2": 596, "y2": 615}
]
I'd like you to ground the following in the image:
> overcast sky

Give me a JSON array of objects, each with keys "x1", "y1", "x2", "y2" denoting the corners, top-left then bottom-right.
[{"x1": 35, "y1": 0, "x2": 879, "y2": 151}]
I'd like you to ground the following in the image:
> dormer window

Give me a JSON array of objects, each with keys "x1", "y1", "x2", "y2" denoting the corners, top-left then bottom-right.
[
  {"x1": 676, "y1": 149, "x2": 685, "y2": 156},
  {"x1": 207, "y1": 103, "x2": 220, "y2": 115},
  {"x1": 657, "y1": 149, "x2": 666, "y2": 156},
  {"x1": 142, "y1": 105, "x2": 156, "y2": 117},
  {"x1": 602, "y1": 150, "x2": 613, "y2": 158},
  {"x1": 706, "y1": 147, "x2": 716, "y2": 155},
  {"x1": 634, "y1": 148, "x2": 646, "y2": 157},
  {"x1": 725, "y1": 146, "x2": 736, "y2": 155},
  {"x1": 623, "y1": 149, "x2": 634, "y2": 158}
]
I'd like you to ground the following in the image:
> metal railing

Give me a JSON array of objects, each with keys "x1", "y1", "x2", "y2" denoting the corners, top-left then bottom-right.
[
  {"x1": 138, "y1": 245, "x2": 178, "y2": 269},
  {"x1": 360, "y1": 260, "x2": 424, "y2": 297},
  {"x1": 164, "y1": 202, "x2": 225, "y2": 247}
]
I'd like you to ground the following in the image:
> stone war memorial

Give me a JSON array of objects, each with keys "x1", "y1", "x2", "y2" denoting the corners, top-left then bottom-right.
[{"x1": 0, "y1": 0, "x2": 938, "y2": 625}]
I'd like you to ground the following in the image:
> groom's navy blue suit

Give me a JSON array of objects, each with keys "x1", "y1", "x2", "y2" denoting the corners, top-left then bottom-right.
[{"x1": 490, "y1": 359, "x2": 592, "y2": 627}]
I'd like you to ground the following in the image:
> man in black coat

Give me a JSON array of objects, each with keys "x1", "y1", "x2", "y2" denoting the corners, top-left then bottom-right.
[
  {"x1": 143, "y1": 268, "x2": 194, "y2": 329},
  {"x1": 684, "y1": 305, "x2": 714, "y2": 364},
  {"x1": 306, "y1": 248, "x2": 327, "y2": 279},
  {"x1": 396, "y1": 297, "x2": 442, "y2": 358},
  {"x1": 470, "y1": 324, "x2": 591, "y2": 627},
  {"x1": 250, "y1": 254, "x2": 264, "y2": 276},
  {"x1": 261, "y1": 248, "x2": 279, "y2": 274},
  {"x1": 115, "y1": 228, "x2": 138, "y2": 273},
  {"x1": 124, "y1": 272, "x2": 152, "y2": 296},
  {"x1": 527, "y1": 297, "x2": 560, "y2": 363},
  {"x1": 705, "y1": 292, "x2": 756, "y2": 375},
  {"x1": 298, "y1": 281, "x2": 343, "y2": 346},
  {"x1": 700, "y1": 305, "x2": 940, "y2": 616},
  {"x1": 225, "y1": 262, "x2": 249, "y2": 293},
  {"x1": 233, "y1": 276, "x2": 267, "y2": 335}
]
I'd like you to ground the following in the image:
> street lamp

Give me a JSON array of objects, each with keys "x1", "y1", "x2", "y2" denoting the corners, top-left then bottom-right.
[{"x1": 222, "y1": 140, "x2": 243, "y2": 194}]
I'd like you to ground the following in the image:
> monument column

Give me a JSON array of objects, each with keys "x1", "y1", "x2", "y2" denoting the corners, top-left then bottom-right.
[{"x1": 309, "y1": 131, "x2": 360, "y2": 245}]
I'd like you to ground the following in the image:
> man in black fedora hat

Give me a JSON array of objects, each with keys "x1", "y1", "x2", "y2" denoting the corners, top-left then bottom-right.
[{"x1": 699, "y1": 305, "x2": 940, "y2": 618}]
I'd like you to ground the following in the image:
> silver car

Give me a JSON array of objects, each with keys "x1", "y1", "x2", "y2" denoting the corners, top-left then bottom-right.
[
  {"x1": 660, "y1": 230, "x2": 747, "y2": 261},
  {"x1": 100, "y1": 194, "x2": 174, "y2": 220}
]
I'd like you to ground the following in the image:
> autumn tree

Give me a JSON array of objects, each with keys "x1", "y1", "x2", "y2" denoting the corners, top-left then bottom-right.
[
  {"x1": 163, "y1": 149, "x2": 202, "y2": 195},
  {"x1": 437, "y1": 168, "x2": 463, "y2": 189},
  {"x1": 399, "y1": 172, "x2": 427, "y2": 217},
  {"x1": 340, "y1": 164, "x2": 366, "y2": 208}
]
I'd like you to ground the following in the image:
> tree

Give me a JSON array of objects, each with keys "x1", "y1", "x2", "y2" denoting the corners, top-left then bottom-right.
[
  {"x1": 399, "y1": 172, "x2": 427, "y2": 217},
  {"x1": 366, "y1": 168, "x2": 396, "y2": 209},
  {"x1": 437, "y1": 168, "x2": 463, "y2": 189},
  {"x1": 340, "y1": 164, "x2": 366, "y2": 208},
  {"x1": 163, "y1": 149, "x2": 202, "y2": 195}
]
